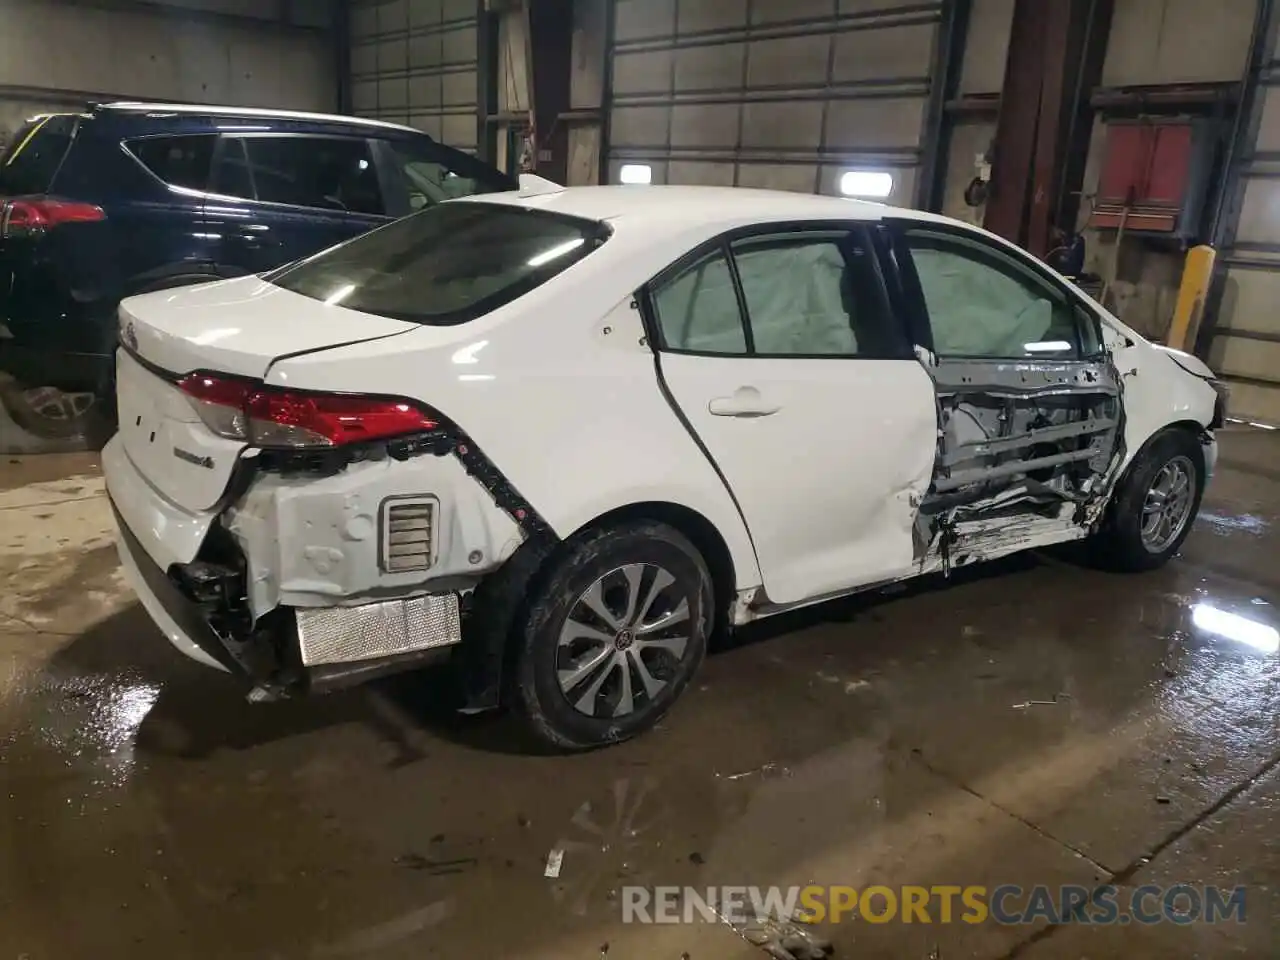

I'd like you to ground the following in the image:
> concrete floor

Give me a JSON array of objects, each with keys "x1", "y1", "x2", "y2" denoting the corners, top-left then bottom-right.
[{"x1": 2, "y1": 428, "x2": 1278, "y2": 959}]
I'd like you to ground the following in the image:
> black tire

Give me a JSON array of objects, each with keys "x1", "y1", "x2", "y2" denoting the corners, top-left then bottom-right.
[
  {"x1": 1089, "y1": 428, "x2": 1205, "y2": 572},
  {"x1": 511, "y1": 521, "x2": 712, "y2": 751},
  {"x1": 0, "y1": 375, "x2": 113, "y2": 443}
]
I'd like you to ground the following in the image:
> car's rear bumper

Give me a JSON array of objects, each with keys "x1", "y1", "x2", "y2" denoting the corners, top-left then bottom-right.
[
  {"x1": 106, "y1": 431, "x2": 466, "y2": 697},
  {"x1": 110, "y1": 497, "x2": 235, "y2": 672}
]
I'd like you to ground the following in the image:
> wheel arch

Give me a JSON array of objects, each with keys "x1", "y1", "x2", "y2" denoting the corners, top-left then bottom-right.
[{"x1": 571, "y1": 500, "x2": 742, "y2": 641}]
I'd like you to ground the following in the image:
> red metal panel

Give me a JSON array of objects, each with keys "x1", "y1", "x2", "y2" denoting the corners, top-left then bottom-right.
[
  {"x1": 1097, "y1": 120, "x2": 1193, "y2": 207},
  {"x1": 1097, "y1": 123, "x2": 1147, "y2": 202},
  {"x1": 1147, "y1": 124, "x2": 1194, "y2": 204}
]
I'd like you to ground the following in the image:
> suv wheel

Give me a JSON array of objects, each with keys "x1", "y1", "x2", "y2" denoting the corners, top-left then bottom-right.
[
  {"x1": 0, "y1": 376, "x2": 111, "y2": 444},
  {"x1": 512, "y1": 522, "x2": 712, "y2": 751}
]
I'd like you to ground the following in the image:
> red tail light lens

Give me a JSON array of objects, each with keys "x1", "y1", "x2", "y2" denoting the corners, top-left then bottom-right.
[
  {"x1": 1, "y1": 199, "x2": 105, "y2": 237},
  {"x1": 177, "y1": 373, "x2": 439, "y2": 448}
]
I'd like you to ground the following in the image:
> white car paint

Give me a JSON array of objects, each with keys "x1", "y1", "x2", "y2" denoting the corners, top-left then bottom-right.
[{"x1": 102, "y1": 185, "x2": 1220, "y2": 686}]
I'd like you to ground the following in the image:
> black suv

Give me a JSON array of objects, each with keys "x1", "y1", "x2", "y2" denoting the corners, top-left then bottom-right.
[{"x1": 0, "y1": 102, "x2": 515, "y2": 438}]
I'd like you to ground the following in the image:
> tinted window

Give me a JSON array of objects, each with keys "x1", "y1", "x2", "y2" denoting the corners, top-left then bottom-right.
[
  {"x1": 221, "y1": 136, "x2": 384, "y2": 215},
  {"x1": 732, "y1": 232, "x2": 903, "y2": 357},
  {"x1": 268, "y1": 202, "x2": 606, "y2": 325},
  {"x1": 384, "y1": 137, "x2": 514, "y2": 211},
  {"x1": 0, "y1": 114, "x2": 78, "y2": 195},
  {"x1": 210, "y1": 137, "x2": 255, "y2": 199},
  {"x1": 651, "y1": 251, "x2": 746, "y2": 355},
  {"x1": 127, "y1": 134, "x2": 215, "y2": 190},
  {"x1": 906, "y1": 229, "x2": 1081, "y2": 359}
]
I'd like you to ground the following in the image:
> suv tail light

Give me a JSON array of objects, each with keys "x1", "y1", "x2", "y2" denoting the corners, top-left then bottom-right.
[
  {"x1": 1, "y1": 199, "x2": 105, "y2": 238},
  {"x1": 177, "y1": 373, "x2": 439, "y2": 448}
]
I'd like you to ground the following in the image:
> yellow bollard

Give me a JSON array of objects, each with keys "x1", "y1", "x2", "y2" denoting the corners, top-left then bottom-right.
[{"x1": 1167, "y1": 245, "x2": 1216, "y2": 351}]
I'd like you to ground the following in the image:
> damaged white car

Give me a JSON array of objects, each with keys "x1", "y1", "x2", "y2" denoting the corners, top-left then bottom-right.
[{"x1": 104, "y1": 184, "x2": 1227, "y2": 749}]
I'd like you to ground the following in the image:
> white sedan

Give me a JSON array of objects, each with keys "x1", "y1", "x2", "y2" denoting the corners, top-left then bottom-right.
[{"x1": 103, "y1": 184, "x2": 1227, "y2": 749}]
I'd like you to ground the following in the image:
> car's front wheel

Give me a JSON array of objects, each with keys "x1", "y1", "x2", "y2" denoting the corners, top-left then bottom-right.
[
  {"x1": 512, "y1": 521, "x2": 712, "y2": 751},
  {"x1": 1090, "y1": 428, "x2": 1206, "y2": 571}
]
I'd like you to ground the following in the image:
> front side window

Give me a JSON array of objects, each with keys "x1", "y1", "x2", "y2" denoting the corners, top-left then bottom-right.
[
  {"x1": 214, "y1": 135, "x2": 384, "y2": 215},
  {"x1": 904, "y1": 228, "x2": 1082, "y2": 359},
  {"x1": 268, "y1": 202, "x2": 607, "y2": 325},
  {"x1": 127, "y1": 134, "x2": 215, "y2": 190},
  {"x1": 383, "y1": 138, "x2": 515, "y2": 212}
]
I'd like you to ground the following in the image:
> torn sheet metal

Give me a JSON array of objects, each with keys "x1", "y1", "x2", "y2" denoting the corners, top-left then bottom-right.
[
  {"x1": 223, "y1": 453, "x2": 522, "y2": 617},
  {"x1": 918, "y1": 353, "x2": 1125, "y2": 572}
]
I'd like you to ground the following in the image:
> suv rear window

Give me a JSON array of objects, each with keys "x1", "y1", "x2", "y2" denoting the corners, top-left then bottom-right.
[
  {"x1": 268, "y1": 202, "x2": 607, "y2": 325},
  {"x1": 126, "y1": 134, "x2": 215, "y2": 191},
  {"x1": 0, "y1": 114, "x2": 78, "y2": 196}
]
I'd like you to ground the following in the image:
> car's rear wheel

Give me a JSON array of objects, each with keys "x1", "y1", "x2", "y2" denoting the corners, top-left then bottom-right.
[
  {"x1": 1090, "y1": 428, "x2": 1205, "y2": 571},
  {"x1": 512, "y1": 522, "x2": 712, "y2": 751}
]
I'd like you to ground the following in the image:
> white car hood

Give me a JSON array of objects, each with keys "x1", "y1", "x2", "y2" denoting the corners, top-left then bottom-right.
[{"x1": 118, "y1": 275, "x2": 419, "y2": 379}]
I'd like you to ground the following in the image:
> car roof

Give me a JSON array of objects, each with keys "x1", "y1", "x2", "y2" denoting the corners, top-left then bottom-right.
[
  {"x1": 94, "y1": 101, "x2": 420, "y2": 135},
  {"x1": 468, "y1": 184, "x2": 950, "y2": 230}
]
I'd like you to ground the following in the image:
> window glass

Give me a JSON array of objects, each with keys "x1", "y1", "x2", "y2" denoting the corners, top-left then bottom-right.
[
  {"x1": 229, "y1": 136, "x2": 384, "y2": 215},
  {"x1": 651, "y1": 250, "x2": 747, "y2": 355},
  {"x1": 732, "y1": 233, "x2": 902, "y2": 358},
  {"x1": 267, "y1": 202, "x2": 605, "y2": 325},
  {"x1": 210, "y1": 137, "x2": 254, "y2": 199},
  {"x1": 906, "y1": 229, "x2": 1080, "y2": 359},
  {"x1": 384, "y1": 138, "x2": 513, "y2": 211},
  {"x1": 0, "y1": 114, "x2": 78, "y2": 195},
  {"x1": 127, "y1": 135, "x2": 215, "y2": 190}
]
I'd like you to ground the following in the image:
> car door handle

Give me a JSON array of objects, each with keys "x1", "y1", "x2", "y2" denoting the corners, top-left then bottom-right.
[{"x1": 708, "y1": 387, "x2": 781, "y2": 418}]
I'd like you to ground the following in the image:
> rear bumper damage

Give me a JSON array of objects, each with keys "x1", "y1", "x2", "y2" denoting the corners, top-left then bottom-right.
[
  {"x1": 112, "y1": 497, "x2": 459, "y2": 697},
  {"x1": 104, "y1": 423, "x2": 555, "y2": 705}
]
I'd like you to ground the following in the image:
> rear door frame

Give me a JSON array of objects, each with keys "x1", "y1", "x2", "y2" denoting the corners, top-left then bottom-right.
[{"x1": 637, "y1": 217, "x2": 941, "y2": 607}]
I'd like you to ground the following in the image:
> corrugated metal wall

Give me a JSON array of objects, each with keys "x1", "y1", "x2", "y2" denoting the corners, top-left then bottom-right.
[
  {"x1": 604, "y1": 0, "x2": 943, "y2": 204},
  {"x1": 349, "y1": 0, "x2": 479, "y2": 150},
  {"x1": 0, "y1": 0, "x2": 334, "y2": 138},
  {"x1": 1208, "y1": 4, "x2": 1280, "y2": 423},
  {"x1": 940, "y1": 0, "x2": 1011, "y2": 224}
]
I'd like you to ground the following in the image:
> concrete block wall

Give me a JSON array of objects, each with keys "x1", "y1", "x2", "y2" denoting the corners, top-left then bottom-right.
[{"x1": 0, "y1": 0, "x2": 335, "y2": 141}]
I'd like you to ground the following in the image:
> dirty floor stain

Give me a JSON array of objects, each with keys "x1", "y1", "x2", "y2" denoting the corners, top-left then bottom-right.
[{"x1": 1, "y1": 434, "x2": 1279, "y2": 958}]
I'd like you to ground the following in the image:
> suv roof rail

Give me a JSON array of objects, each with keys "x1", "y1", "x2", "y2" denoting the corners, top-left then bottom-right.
[{"x1": 97, "y1": 101, "x2": 423, "y2": 135}]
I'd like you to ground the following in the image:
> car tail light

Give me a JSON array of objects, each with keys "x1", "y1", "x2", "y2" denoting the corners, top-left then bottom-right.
[
  {"x1": 177, "y1": 373, "x2": 440, "y2": 448},
  {"x1": 1, "y1": 199, "x2": 105, "y2": 237}
]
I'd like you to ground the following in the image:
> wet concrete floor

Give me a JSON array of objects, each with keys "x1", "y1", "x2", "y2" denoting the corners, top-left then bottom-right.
[{"x1": 2, "y1": 428, "x2": 1279, "y2": 959}]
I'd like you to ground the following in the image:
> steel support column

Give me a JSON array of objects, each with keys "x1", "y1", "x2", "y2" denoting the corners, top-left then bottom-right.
[{"x1": 984, "y1": 0, "x2": 1112, "y2": 254}]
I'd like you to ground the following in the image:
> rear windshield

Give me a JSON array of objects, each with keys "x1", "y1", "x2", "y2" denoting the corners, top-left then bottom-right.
[
  {"x1": 267, "y1": 202, "x2": 608, "y2": 325},
  {"x1": 0, "y1": 114, "x2": 78, "y2": 196}
]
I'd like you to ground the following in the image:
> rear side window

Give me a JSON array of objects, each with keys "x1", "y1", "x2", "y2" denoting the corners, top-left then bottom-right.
[
  {"x1": 0, "y1": 114, "x2": 78, "y2": 195},
  {"x1": 268, "y1": 202, "x2": 607, "y2": 325},
  {"x1": 214, "y1": 135, "x2": 384, "y2": 215},
  {"x1": 127, "y1": 135, "x2": 215, "y2": 190}
]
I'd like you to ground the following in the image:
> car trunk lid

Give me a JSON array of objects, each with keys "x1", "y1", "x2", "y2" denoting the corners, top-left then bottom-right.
[
  {"x1": 117, "y1": 273, "x2": 420, "y2": 379},
  {"x1": 116, "y1": 275, "x2": 420, "y2": 514}
]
